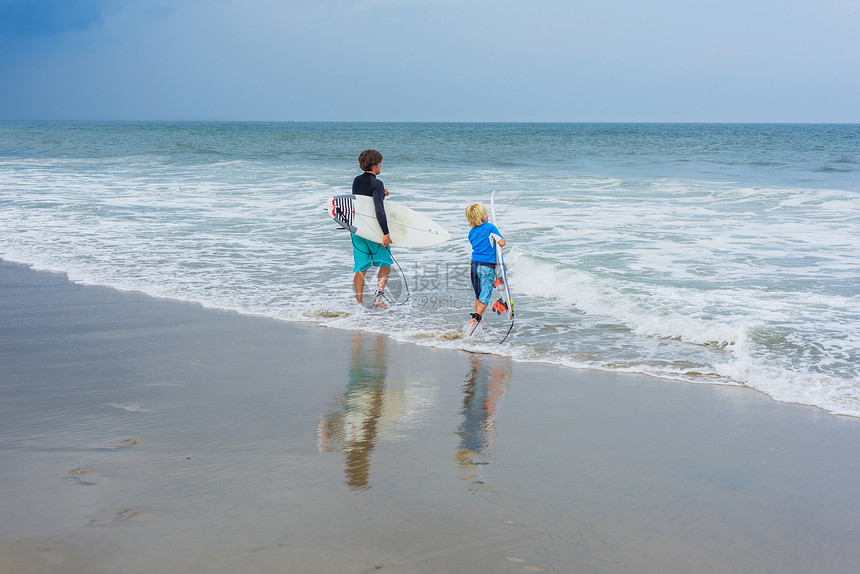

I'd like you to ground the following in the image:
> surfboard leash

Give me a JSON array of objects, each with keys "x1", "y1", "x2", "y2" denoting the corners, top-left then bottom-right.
[
  {"x1": 499, "y1": 313, "x2": 514, "y2": 344},
  {"x1": 468, "y1": 313, "x2": 483, "y2": 338},
  {"x1": 385, "y1": 246, "x2": 410, "y2": 306},
  {"x1": 466, "y1": 313, "x2": 513, "y2": 343}
]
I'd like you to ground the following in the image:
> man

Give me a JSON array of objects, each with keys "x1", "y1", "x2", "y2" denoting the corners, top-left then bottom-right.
[{"x1": 352, "y1": 149, "x2": 392, "y2": 309}]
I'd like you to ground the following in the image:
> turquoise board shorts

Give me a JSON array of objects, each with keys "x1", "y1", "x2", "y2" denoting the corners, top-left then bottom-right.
[{"x1": 352, "y1": 235, "x2": 393, "y2": 272}]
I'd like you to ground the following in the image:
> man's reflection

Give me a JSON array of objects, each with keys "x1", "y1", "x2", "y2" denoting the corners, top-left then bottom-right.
[
  {"x1": 455, "y1": 353, "x2": 510, "y2": 489},
  {"x1": 318, "y1": 332, "x2": 388, "y2": 490}
]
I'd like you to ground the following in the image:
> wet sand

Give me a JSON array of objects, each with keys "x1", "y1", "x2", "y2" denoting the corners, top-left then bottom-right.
[{"x1": 2, "y1": 258, "x2": 860, "y2": 574}]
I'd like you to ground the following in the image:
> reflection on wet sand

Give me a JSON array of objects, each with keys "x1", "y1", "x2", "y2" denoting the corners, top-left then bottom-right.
[
  {"x1": 456, "y1": 354, "x2": 511, "y2": 491},
  {"x1": 318, "y1": 332, "x2": 437, "y2": 491},
  {"x1": 318, "y1": 332, "x2": 388, "y2": 490}
]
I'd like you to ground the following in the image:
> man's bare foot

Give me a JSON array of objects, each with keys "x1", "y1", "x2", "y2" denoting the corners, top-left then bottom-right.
[{"x1": 373, "y1": 291, "x2": 388, "y2": 309}]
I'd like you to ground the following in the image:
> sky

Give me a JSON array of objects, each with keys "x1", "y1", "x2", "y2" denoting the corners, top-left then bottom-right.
[{"x1": 0, "y1": 0, "x2": 858, "y2": 122}]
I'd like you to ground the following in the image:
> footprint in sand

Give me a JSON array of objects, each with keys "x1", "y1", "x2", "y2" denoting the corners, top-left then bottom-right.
[
  {"x1": 114, "y1": 508, "x2": 142, "y2": 520},
  {"x1": 67, "y1": 467, "x2": 98, "y2": 485},
  {"x1": 89, "y1": 508, "x2": 143, "y2": 525},
  {"x1": 36, "y1": 545, "x2": 65, "y2": 566},
  {"x1": 110, "y1": 402, "x2": 151, "y2": 413},
  {"x1": 506, "y1": 557, "x2": 543, "y2": 572}
]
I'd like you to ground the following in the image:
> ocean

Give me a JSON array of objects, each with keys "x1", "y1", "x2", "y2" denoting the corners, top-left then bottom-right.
[{"x1": 1, "y1": 121, "x2": 858, "y2": 416}]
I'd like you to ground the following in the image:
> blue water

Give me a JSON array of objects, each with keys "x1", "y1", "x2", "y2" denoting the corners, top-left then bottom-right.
[{"x1": 1, "y1": 121, "x2": 858, "y2": 416}]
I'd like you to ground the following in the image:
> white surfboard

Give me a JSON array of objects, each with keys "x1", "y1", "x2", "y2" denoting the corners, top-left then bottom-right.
[
  {"x1": 490, "y1": 191, "x2": 514, "y2": 322},
  {"x1": 328, "y1": 195, "x2": 452, "y2": 249}
]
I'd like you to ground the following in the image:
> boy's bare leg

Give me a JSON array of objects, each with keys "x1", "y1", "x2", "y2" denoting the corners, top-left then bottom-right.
[
  {"x1": 475, "y1": 300, "x2": 488, "y2": 316},
  {"x1": 467, "y1": 299, "x2": 487, "y2": 334}
]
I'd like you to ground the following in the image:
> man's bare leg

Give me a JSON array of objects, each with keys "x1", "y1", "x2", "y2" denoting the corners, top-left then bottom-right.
[
  {"x1": 354, "y1": 270, "x2": 367, "y2": 304},
  {"x1": 373, "y1": 266, "x2": 391, "y2": 308}
]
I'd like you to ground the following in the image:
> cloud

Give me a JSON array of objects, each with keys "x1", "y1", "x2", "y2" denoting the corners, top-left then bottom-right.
[
  {"x1": 0, "y1": 0, "x2": 857, "y2": 121},
  {"x1": 0, "y1": 0, "x2": 105, "y2": 40}
]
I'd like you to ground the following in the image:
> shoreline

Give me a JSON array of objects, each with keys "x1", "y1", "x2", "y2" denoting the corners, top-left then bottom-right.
[
  {"x1": 2, "y1": 258, "x2": 860, "y2": 573},
  {"x1": 5, "y1": 254, "x2": 850, "y2": 420}
]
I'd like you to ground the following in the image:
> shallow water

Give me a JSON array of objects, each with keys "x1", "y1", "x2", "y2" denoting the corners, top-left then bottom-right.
[{"x1": 1, "y1": 121, "x2": 858, "y2": 415}]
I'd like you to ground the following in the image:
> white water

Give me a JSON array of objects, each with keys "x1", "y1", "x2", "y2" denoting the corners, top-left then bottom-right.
[{"x1": 1, "y1": 122, "x2": 858, "y2": 416}]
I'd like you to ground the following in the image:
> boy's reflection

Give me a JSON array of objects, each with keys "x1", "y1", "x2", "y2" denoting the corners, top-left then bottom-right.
[
  {"x1": 455, "y1": 354, "x2": 510, "y2": 488},
  {"x1": 318, "y1": 332, "x2": 388, "y2": 491}
]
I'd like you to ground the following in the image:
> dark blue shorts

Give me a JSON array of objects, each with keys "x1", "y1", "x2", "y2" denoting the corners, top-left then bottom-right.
[{"x1": 470, "y1": 261, "x2": 496, "y2": 305}]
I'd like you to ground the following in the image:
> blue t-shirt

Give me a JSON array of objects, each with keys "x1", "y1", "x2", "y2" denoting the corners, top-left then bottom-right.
[{"x1": 468, "y1": 222, "x2": 502, "y2": 263}]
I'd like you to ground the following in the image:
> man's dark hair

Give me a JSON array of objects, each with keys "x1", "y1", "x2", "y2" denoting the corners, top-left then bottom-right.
[{"x1": 358, "y1": 149, "x2": 383, "y2": 172}]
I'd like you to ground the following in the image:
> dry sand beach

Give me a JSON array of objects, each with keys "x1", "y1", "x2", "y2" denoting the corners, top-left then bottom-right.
[{"x1": 2, "y1": 259, "x2": 860, "y2": 573}]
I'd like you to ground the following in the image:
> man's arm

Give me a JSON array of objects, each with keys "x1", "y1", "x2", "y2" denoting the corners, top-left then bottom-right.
[{"x1": 372, "y1": 182, "x2": 391, "y2": 247}]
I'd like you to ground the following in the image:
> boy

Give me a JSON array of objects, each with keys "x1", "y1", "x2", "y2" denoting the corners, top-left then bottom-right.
[
  {"x1": 352, "y1": 150, "x2": 392, "y2": 309},
  {"x1": 466, "y1": 203, "x2": 506, "y2": 329}
]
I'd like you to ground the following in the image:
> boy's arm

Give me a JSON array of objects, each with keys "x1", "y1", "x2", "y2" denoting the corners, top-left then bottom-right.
[{"x1": 489, "y1": 223, "x2": 506, "y2": 247}]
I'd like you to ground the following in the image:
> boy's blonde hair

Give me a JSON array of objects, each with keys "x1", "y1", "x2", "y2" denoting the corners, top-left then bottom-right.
[{"x1": 465, "y1": 203, "x2": 488, "y2": 228}]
